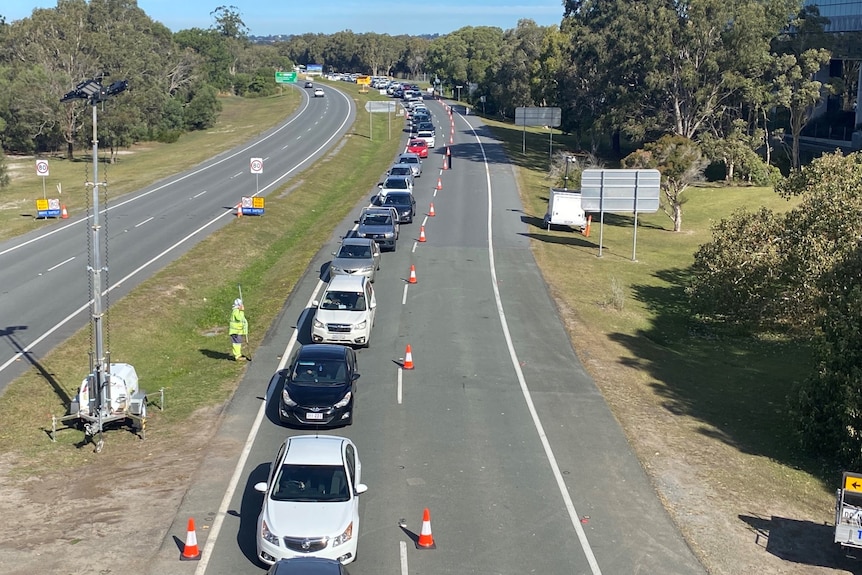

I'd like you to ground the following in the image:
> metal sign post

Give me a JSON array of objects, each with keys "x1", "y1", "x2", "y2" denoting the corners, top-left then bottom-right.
[
  {"x1": 581, "y1": 169, "x2": 661, "y2": 261},
  {"x1": 365, "y1": 101, "x2": 397, "y2": 142},
  {"x1": 250, "y1": 157, "x2": 263, "y2": 195},
  {"x1": 36, "y1": 159, "x2": 49, "y2": 199}
]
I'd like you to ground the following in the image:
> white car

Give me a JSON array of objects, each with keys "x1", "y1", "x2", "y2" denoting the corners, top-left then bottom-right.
[
  {"x1": 255, "y1": 435, "x2": 368, "y2": 566},
  {"x1": 312, "y1": 275, "x2": 377, "y2": 347},
  {"x1": 417, "y1": 129, "x2": 436, "y2": 148},
  {"x1": 314, "y1": 88, "x2": 325, "y2": 97}
]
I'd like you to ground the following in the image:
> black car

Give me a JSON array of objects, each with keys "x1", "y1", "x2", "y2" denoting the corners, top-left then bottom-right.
[
  {"x1": 375, "y1": 191, "x2": 416, "y2": 224},
  {"x1": 267, "y1": 557, "x2": 351, "y2": 575},
  {"x1": 274, "y1": 344, "x2": 359, "y2": 427}
]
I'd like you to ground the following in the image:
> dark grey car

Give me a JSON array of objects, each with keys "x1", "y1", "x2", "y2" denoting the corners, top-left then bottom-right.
[
  {"x1": 355, "y1": 210, "x2": 398, "y2": 252},
  {"x1": 375, "y1": 191, "x2": 416, "y2": 224}
]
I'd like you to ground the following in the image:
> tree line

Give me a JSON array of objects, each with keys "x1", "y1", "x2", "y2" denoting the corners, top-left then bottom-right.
[{"x1": 2, "y1": 0, "x2": 862, "y2": 466}]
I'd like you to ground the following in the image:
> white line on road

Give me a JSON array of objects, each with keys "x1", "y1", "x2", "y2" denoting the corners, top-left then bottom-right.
[
  {"x1": 231, "y1": 171, "x2": 243, "y2": 178},
  {"x1": 464, "y1": 113, "x2": 604, "y2": 575},
  {"x1": 397, "y1": 367, "x2": 403, "y2": 404},
  {"x1": 195, "y1": 280, "x2": 325, "y2": 575},
  {"x1": 400, "y1": 540, "x2": 409, "y2": 574},
  {"x1": 47, "y1": 257, "x2": 75, "y2": 272},
  {"x1": 402, "y1": 283, "x2": 408, "y2": 305},
  {"x1": 193, "y1": 190, "x2": 207, "y2": 199},
  {"x1": 134, "y1": 217, "x2": 154, "y2": 228}
]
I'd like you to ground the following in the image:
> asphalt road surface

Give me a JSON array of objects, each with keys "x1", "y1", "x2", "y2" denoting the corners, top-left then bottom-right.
[
  {"x1": 145, "y1": 96, "x2": 707, "y2": 575},
  {"x1": 0, "y1": 84, "x2": 355, "y2": 395}
]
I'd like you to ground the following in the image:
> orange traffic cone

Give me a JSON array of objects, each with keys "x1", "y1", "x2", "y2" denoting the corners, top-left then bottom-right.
[
  {"x1": 416, "y1": 508, "x2": 436, "y2": 549},
  {"x1": 236, "y1": 202, "x2": 242, "y2": 218},
  {"x1": 449, "y1": 133, "x2": 454, "y2": 145},
  {"x1": 403, "y1": 344, "x2": 415, "y2": 370},
  {"x1": 583, "y1": 215, "x2": 591, "y2": 238},
  {"x1": 408, "y1": 264, "x2": 417, "y2": 284},
  {"x1": 180, "y1": 518, "x2": 202, "y2": 561},
  {"x1": 442, "y1": 156, "x2": 448, "y2": 170},
  {"x1": 428, "y1": 203, "x2": 436, "y2": 217},
  {"x1": 436, "y1": 177, "x2": 442, "y2": 190},
  {"x1": 61, "y1": 205, "x2": 69, "y2": 219},
  {"x1": 418, "y1": 226, "x2": 426, "y2": 242}
]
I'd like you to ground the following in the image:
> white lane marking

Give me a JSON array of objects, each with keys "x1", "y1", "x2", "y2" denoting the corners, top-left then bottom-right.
[
  {"x1": 47, "y1": 257, "x2": 75, "y2": 272},
  {"x1": 193, "y1": 191, "x2": 207, "y2": 199},
  {"x1": 400, "y1": 540, "x2": 408, "y2": 574},
  {"x1": 231, "y1": 171, "x2": 243, "y2": 179},
  {"x1": 195, "y1": 280, "x2": 325, "y2": 575},
  {"x1": 401, "y1": 284, "x2": 408, "y2": 306},
  {"x1": 263, "y1": 157, "x2": 270, "y2": 162},
  {"x1": 463, "y1": 114, "x2": 604, "y2": 575},
  {"x1": 0, "y1": 92, "x2": 354, "y2": 378},
  {"x1": 135, "y1": 217, "x2": 154, "y2": 228},
  {"x1": 411, "y1": 241, "x2": 417, "y2": 253},
  {"x1": 397, "y1": 367, "x2": 403, "y2": 405}
]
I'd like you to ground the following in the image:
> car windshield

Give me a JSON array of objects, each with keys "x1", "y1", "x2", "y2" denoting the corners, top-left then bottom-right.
[
  {"x1": 320, "y1": 290, "x2": 367, "y2": 311},
  {"x1": 271, "y1": 464, "x2": 350, "y2": 502},
  {"x1": 400, "y1": 156, "x2": 418, "y2": 164},
  {"x1": 292, "y1": 359, "x2": 348, "y2": 383},
  {"x1": 383, "y1": 195, "x2": 411, "y2": 206},
  {"x1": 418, "y1": 123, "x2": 434, "y2": 131},
  {"x1": 409, "y1": 141, "x2": 425, "y2": 148},
  {"x1": 390, "y1": 167, "x2": 411, "y2": 176},
  {"x1": 337, "y1": 244, "x2": 372, "y2": 259},
  {"x1": 364, "y1": 214, "x2": 393, "y2": 226},
  {"x1": 384, "y1": 178, "x2": 409, "y2": 189}
]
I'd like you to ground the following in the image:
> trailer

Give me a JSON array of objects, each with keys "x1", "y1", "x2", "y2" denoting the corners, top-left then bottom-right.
[
  {"x1": 835, "y1": 471, "x2": 862, "y2": 553},
  {"x1": 543, "y1": 188, "x2": 587, "y2": 231}
]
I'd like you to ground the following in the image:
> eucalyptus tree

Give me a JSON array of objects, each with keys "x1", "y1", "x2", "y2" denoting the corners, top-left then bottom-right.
[{"x1": 488, "y1": 20, "x2": 548, "y2": 115}]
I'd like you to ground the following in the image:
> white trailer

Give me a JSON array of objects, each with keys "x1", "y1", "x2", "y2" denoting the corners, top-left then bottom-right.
[
  {"x1": 543, "y1": 188, "x2": 587, "y2": 231},
  {"x1": 835, "y1": 471, "x2": 862, "y2": 553}
]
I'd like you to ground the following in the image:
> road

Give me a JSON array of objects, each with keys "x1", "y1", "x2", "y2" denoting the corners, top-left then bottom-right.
[
  {"x1": 145, "y1": 97, "x2": 707, "y2": 574},
  {"x1": 0, "y1": 84, "x2": 355, "y2": 395}
]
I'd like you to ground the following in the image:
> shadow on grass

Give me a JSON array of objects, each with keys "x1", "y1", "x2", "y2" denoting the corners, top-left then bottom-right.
[
  {"x1": 2, "y1": 324, "x2": 71, "y2": 406},
  {"x1": 608, "y1": 266, "x2": 826, "y2": 479},
  {"x1": 739, "y1": 514, "x2": 862, "y2": 574}
]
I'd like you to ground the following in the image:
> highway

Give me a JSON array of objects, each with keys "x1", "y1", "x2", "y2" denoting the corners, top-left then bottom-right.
[
  {"x1": 0, "y1": 84, "x2": 355, "y2": 394},
  {"x1": 145, "y1": 96, "x2": 706, "y2": 574}
]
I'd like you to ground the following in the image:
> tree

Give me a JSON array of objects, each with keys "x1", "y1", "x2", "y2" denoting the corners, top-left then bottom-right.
[{"x1": 621, "y1": 135, "x2": 706, "y2": 231}]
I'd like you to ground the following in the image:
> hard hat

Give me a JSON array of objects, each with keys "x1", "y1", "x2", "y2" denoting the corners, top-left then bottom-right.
[{"x1": 234, "y1": 298, "x2": 243, "y2": 308}]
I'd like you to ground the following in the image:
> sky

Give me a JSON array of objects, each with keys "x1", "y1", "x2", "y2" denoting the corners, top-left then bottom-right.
[{"x1": 3, "y1": 0, "x2": 566, "y2": 37}]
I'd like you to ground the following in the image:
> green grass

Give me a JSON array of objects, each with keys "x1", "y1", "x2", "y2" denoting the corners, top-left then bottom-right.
[{"x1": 0, "y1": 80, "x2": 403, "y2": 474}]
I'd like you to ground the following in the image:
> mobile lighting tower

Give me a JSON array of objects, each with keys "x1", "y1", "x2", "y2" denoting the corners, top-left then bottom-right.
[{"x1": 51, "y1": 77, "x2": 148, "y2": 453}]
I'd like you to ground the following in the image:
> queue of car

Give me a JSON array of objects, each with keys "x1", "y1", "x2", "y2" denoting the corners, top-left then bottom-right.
[{"x1": 255, "y1": 91, "x2": 431, "y2": 572}]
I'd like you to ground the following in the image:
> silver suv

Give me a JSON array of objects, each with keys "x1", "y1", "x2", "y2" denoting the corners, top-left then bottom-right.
[
  {"x1": 396, "y1": 153, "x2": 422, "y2": 178},
  {"x1": 355, "y1": 207, "x2": 398, "y2": 252}
]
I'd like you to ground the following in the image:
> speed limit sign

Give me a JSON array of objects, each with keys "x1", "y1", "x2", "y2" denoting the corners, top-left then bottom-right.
[
  {"x1": 250, "y1": 157, "x2": 263, "y2": 174},
  {"x1": 36, "y1": 159, "x2": 49, "y2": 177}
]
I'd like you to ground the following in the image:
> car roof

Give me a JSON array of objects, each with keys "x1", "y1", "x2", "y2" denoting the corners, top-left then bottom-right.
[
  {"x1": 283, "y1": 435, "x2": 348, "y2": 466},
  {"x1": 385, "y1": 175, "x2": 411, "y2": 182},
  {"x1": 296, "y1": 343, "x2": 351, "y2": 361},
  {"x1": 408, "y1": 139, "x2": 426, "y2": 146},
  {"x1": 382, "y1": 191, "x2": 412, "y2": 199},
  {"x1": 340, "y1": 237, "x2": 374, "y2": 247},
  {"x1": 398, "y1": 153, "x2": 420, "y2": 160},
  {"x1": 325, "y1": 274, "x2": 367, "y2": 291}
]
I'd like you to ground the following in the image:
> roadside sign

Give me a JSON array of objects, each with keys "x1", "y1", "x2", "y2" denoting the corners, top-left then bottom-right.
[
  {"x1": 250, "y1": 158, "x2": 263, "y2": 174},
  {"x1": 35, "y1": 159, "x2": 49, "y2": 177},
  {"x1": 579, "y1": 169, "x2": 662, "y2": 261},
  {"x1": 364, "y1": 101, "x2": 397, "y2": 113},
  {"x1": 241, "y1": 196, "x2": 265, "y2": 216},
  {"x1": 845, "y1": 472, "x2": 862, "y2": 494},
  {"x1": 36, "y1": 197, "x2": 61, "y2": 219},
  {"x1": 356, "y1": 76, "x2": 371, "y2": 85},
  {"x1": 275, "y1": 72, "x2": 297, "y2": 83},
  {"x1": 515, "y1": 106, "x2": 561, "y2": 127}
]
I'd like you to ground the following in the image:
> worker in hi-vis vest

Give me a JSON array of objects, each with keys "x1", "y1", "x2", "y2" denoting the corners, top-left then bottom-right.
[{"x1": 229, "y1": 298, "x2": 248, "y2": 360}]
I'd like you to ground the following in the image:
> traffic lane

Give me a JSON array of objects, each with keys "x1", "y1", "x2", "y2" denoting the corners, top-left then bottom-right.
[
  {"x1": 473, "y1": 131, "x2": 706, "y2": 570},
  {"x1": 373, "y1": 244, "x2": 596, "y2": 574}
]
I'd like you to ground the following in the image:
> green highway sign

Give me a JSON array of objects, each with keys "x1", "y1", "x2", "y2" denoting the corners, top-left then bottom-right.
[{"x1": 275, "y1": 72, "x2": 297, "y2": 83}]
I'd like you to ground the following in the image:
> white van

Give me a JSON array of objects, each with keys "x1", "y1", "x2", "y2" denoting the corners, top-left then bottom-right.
[{"x1": 312, "y1": 275, "x2": 376, "y2": 348}]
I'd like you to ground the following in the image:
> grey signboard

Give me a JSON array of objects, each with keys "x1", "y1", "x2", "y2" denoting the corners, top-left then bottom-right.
[
  {"x1": 365, "y1": 101, "x2": 398, "y2": 113},
  {"x1": 515, "y1": 106, "x2": 561, "y2": 127},
  {"x1": 580, "y1": 169, "x2": 661, "y2": 213}
]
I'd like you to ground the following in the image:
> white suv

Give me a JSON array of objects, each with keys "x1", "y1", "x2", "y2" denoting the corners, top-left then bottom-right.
[{"x1": 312, "y1": 275, "x2": 376, "y2": 348}]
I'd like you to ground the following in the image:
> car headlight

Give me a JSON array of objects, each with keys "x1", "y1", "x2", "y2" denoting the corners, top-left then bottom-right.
[
  {"x1": 330, "y1": 265, "x2": 343, "y2": 274},
  {"x1": 334, "y1": 391, "x2": 352, "y2": 408},
  {"x1": 359, "y1": 265, "x2": 373, "y2": 273},
  {"x1": 282, "y1": 389, "x2": 297, "y2": 407},
  {"x1": 353, "y1": 320, "x2": 366, "y2": 330},
  {"x1": 356, "y1": 231, "x2": 366, "y2": 238},
  {"x1": 384, "y1": 232, "x2": 394, "y2": 238},
  {"x1": 313, "y1": 318, "x2": 324, "y2": 329},
  {"x1": 261, "y1": 519, "x2": 280, "y2": 546},
  {"x1": 331, "y1": 521, "x2": 353, "y2": 547}
]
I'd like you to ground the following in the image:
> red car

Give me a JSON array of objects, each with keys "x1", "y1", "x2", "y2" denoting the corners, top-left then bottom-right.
[{"x1": 407, "y1": 138, "x2": 429, "y2": 158}]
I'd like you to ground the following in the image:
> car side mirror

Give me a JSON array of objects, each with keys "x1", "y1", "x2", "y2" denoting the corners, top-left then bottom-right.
[
  {"x1": 355, "y1": 483, "x2": 369, "y2": 495},
  {"x1": 254, "y1": 482, "x2": 268, "y2": 493},
  {"x1": 354, "y1": 220, "x2": 360, "y2": 224},
  {"x1": 312, "y1": 300, "x2": 320, "y2": 307}
]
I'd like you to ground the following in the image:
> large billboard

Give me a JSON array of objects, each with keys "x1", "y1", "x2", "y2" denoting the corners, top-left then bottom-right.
[{"x1": 307, "y1": 64, "x2": 323, "y2": 75}]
